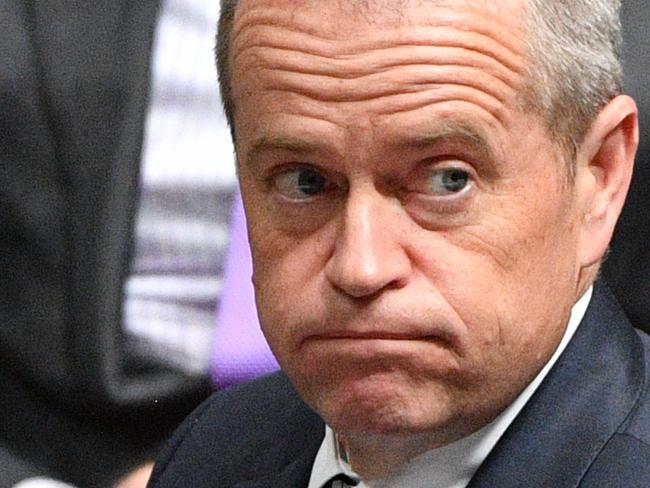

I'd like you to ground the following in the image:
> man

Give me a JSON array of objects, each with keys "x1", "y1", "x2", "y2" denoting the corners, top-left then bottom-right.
[{"x1": 148, "y1": 0, "x2": 649, "y2": 486}]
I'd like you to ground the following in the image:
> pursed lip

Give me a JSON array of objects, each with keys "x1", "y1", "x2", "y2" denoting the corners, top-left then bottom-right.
[
  {"x1": 304, "y1": 328, "x2": 461, "y2": 351},
  {"x1": 297, "y1": 309, "x2": 466, "y2": 354},
  {"x1": 312, "y1": 331, "x2": 443, "y2": 341}
]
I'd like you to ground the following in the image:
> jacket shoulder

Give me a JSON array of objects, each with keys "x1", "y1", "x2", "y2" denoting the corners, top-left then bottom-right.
[
  {"x1": 148, "y1": 372, "x2": 324, "y2": 487},
  {"x1": 619, "y1": 329, "x2": 650, "y2": 443},
  {"x1": 580, "y1": 329, "x2": 650, "y2": 487}
]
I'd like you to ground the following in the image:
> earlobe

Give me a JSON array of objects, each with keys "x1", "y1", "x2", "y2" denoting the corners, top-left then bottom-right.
[{"x1": 576, "y1": 95, "x2": 638, "y2": 267}]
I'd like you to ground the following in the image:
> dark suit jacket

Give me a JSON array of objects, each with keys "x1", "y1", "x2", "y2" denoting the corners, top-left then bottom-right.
[
  {"x1": 0, "y1": 1, "x2": 210, "y2": 485},
  {"x1": 148, "y1": 283, "x2": 650, "y2": 487}
]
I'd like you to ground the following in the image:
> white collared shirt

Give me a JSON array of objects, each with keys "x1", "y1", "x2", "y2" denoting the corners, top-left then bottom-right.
[{"x1": 308, "y1": 287, "x2": 594, "y2": 488}]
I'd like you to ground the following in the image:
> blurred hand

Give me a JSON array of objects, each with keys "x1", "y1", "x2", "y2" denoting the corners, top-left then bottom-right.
[
  {"x1": 13, "y1": 479, "x2": 76, "y2": 488},
  {"x1": 114, "y1": 463, "x2": 154, "y2": 488}
]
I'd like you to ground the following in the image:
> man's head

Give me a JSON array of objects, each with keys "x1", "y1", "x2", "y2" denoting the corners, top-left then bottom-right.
[{"x1": 217, "y1": 0, "x2": 637, "y2": 472}]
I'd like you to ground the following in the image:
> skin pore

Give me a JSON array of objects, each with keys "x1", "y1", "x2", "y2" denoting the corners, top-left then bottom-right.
[{"x1": 228, "y1": 0, "x2": 638, "y2": 479}]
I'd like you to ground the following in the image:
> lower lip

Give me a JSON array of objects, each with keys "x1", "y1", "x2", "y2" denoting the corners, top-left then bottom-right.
[
  {"x1": 304, "y1": 335, "x2": 453, "y2": 351},
  {"x1": 310, "y1": 334, "x2": 450, "y2": 343},
  {"x1": 314, "y1": 335, "x2": 440, "y2": 341},
  {"x1": 299, "y1": 336, "x2": 459, "y2": 372}
]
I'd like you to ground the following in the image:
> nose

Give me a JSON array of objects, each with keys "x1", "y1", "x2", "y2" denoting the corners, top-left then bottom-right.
[{"x1": 324, "y1": 187, "x2": 411, "y2": 298}]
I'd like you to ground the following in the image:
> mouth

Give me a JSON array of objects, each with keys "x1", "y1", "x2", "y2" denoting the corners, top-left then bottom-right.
[
  {"x1": 306, "y1": 329, "x2": 458, "y2": 350},
  {"x1": 314, "y1": 331, "x2": 442, "y2": 341},
  {"x1": 297, "y1": 329, "x2": 463, "y2": 375}
]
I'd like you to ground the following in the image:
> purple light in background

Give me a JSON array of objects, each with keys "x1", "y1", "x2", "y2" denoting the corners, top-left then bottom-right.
[{"x1": 211, "y1": 193, "x2": 280, "y2": 389}]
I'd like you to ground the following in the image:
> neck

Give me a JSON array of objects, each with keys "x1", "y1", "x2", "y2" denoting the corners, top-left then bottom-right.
[{"x1": 338, "y1": 429, "x2": 462, "y2": 480}]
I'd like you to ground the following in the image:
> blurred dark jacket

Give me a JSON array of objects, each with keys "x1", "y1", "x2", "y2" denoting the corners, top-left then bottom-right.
[{"x1": 0, "y1": 1, "x2": 210, "y2": 486}]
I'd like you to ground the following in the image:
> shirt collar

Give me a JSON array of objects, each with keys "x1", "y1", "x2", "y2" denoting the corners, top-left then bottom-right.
[{"x1": 308, "y1": 286, "x2": 593, "y2": 488}]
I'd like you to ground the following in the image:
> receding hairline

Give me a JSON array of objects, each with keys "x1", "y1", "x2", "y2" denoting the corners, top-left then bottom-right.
[
  {"x1": 219, "y1": 0, "x2": 531, "y2": 126},
  {"x1": 217, "y1": 0, "x2": 623, "y2": 176}
]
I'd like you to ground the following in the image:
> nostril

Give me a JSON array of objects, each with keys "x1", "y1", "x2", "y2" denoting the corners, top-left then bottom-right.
[{"x1": 325, "y1": 251, "x2": 410, "y2": 299}]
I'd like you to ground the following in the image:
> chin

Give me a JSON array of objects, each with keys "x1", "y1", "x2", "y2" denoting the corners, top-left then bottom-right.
[
  {"x1": 306, "y1": 370, "x2": 457, "y2": 436},
  {"x1": 327, "y1": 404, "x2": 419, "y2": 436}
]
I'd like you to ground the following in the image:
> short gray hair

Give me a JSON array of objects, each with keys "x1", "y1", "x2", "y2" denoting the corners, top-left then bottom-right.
[
  {"x1": 216, "y1": 0, "x2": 623, "y2": 171},
  {"x1": 521, "y1": 0, "x2": 623, "y2": 174}
]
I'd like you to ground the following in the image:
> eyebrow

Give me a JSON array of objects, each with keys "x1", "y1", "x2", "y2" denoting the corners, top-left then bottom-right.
[
  {"x1": 244, "y1": 122, "x2": 502, "y2": 169},
  {"x1": 244, "y1": 136, "x2": 327, "y2": 169},
  {"x1": 396, "y1": 122, "x2": 501, "y2": 165}
]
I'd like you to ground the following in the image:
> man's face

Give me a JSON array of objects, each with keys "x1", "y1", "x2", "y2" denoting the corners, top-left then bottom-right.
[{"x1": 231, "y1": 0, "x2": 587, "y2": 441}]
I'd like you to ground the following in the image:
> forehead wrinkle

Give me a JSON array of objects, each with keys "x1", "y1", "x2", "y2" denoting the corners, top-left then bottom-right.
[
  {"x1": 232, "y1": 11, "x2": 525, "y2": 128},
  {"x1": 232, "y1": 2, "x2": 527, "y2": 147},
  {"x1": 237, "y1": 42, "x2": 519, "y2": 91},
  {"x1": 231, "y1": 7, "x2": 525, "y2": 74},
  {"x1": 233, "y1": 28, "x2": 523, "y2": 78},
  {"x1": 245, "y1": 78, "x2": 511, "y2": 130},
  {"x1": 253, "y1": 68, "x2": 511, "y2": 116},
  {"x1": 235, "y1": 36, "x2": 519, "y2": 109},
  {"x1": 231, "y1": 7, "x2": 341, "y2": 45},
  {"x1": 248, "y1": 61, "x2": 515, "y2": 110},
  {"x1": 369, "y1": 91, "x2": 508, "y2": 127}
]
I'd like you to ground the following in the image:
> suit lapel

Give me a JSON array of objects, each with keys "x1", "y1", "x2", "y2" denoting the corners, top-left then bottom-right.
[
  {"x1": 234, "y1": 413, "x2": 325, "y2": 488},
  {"x1": 233, "y1": 447, "x2": 322, "y2": 488},
  {"x1": 468, "y1": 283, "x2": 645, "y2": 488}
]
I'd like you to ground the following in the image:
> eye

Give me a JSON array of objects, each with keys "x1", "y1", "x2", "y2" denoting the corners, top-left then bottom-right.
[
  {"x1": 273, "y1": 167, "x2": 328, "y2": 200},
  {"x1": 429, "y1": 167, "x2": 471, "y2": 195}
]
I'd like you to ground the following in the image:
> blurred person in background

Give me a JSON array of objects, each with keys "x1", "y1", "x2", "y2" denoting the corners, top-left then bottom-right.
[{"x1": 0, "y1": 0, "x2": 244, "y2": 486}]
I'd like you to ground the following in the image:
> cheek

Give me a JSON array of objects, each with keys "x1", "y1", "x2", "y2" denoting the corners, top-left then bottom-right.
[
  {"x1": 420, "y1": 183, "x2": 577, "y2": 315},
  {"x1": 248, "y1": 225, "x2": 334, "y2": 352},
  {"x1": 425, "y1": 208, "x2": 579, "y2": 372}
]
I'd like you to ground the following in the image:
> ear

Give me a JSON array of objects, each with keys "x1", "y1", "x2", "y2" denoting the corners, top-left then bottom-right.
[{"x1": 575, "y1": 95, "x2": 638, "y2": 268}]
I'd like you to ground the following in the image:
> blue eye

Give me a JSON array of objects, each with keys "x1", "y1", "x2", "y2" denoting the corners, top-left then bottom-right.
[
  {"x1": 430, "y1": 168, "x2": 470, "y2": 195},
  {"x1": 274, "y1": 167, "x2": 328, "y2": 200}
]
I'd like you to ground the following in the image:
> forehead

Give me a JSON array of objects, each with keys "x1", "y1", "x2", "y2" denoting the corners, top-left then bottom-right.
[
  {"x1": 229, "y1": 0, "x2": 530, "y2": 148},
  {"x1": 231, "y1": 0, "x2": 527, "y2": 45}
]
